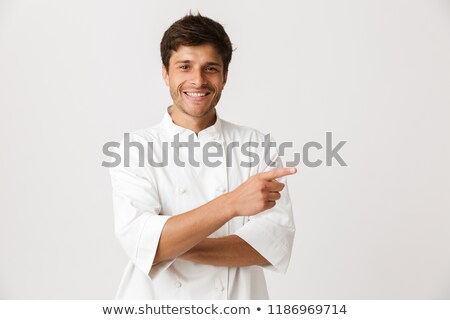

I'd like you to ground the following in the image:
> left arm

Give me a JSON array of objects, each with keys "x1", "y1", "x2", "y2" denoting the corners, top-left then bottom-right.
[{"x1": 179, "y1": 235, "x2": 270, "y2": 267}]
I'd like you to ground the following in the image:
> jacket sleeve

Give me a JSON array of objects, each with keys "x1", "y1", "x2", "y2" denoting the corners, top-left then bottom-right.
[
  {"x1": 109, "y1": 134, "x2": 174, "y2": 280},
  {"x1": 234, "y1": 137, "x2": 296, "y2": 274}
]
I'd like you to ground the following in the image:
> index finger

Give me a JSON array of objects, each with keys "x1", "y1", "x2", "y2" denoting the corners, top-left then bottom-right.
[{"x1": 259, "y1": 167, "x2": 297, "y2": 181}]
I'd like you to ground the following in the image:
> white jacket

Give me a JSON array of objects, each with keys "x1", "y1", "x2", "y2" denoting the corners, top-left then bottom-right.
[{"x1": 109, "y1": 108, "x2": 295, "y2": 299}]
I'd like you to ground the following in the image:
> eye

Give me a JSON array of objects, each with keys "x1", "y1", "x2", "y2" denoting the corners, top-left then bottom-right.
[
  {"x1": 206, "y1": 66, "x2": 218, "y2": 72},
  {"x1": 179, "y1": 65, "x2": 189, "y2": 70}
]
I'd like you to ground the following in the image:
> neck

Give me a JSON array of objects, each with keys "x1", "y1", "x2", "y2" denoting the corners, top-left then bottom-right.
[{"x1": 169, "y1": 105, "x2": 217, "y2": 134}]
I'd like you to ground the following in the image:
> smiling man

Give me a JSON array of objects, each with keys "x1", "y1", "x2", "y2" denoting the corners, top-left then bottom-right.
[
  {"x1": 162, "y1": 43, "x2": 225, "y2": 133},
  {"x1": 109, "y1": 13, "x2": 297, "y2": 299}
]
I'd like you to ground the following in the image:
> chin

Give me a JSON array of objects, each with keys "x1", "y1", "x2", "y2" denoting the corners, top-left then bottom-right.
[{"x1": 182, "y1": 104, "x2": 215, "y2": 117}]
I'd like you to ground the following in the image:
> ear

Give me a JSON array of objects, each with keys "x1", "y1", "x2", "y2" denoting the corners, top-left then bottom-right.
[
  {"x1": 222, "y1": 71, "x2": 228, "y2": 89},
  {"x1": 162, "y1": 65, "x2": 169, "y2": 86}
]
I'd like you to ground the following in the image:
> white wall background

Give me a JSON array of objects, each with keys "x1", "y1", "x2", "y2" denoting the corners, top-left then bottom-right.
[{"x1": 1, "y1": 0, "x2": 449, "y2": 299}]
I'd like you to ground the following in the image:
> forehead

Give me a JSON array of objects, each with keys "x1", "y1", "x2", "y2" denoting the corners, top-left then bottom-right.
[{"x1": 170, "y1": 44, "x2": 223, "y2": 65}]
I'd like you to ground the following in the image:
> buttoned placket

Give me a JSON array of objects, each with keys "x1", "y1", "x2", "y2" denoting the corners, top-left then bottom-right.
[
  {"x1": 211, "y1": 137, "x2": 229, "y2": 300},
  {"x1": 195, "y1": 134, "x2": 230, "y2": 300},
  {"x1": 162, "y1": 108, "x2": 230, "y2": 299}
]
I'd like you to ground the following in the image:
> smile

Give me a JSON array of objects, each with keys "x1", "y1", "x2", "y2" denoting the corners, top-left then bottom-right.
[{"x1": 184, "y1": 91, "x2": 211, "y2": 97}]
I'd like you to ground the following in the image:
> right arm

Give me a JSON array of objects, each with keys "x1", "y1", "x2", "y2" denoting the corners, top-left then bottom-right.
[{"x1": 153, "y1": 167, "x2": 297, "y2": 265}]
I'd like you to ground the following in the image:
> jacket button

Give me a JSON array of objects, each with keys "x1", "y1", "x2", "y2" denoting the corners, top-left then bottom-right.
[
  {"x1": 175, "y1": 281, "x2": 182, "y2": 288},
  {"x1": 177, "y1": 187, "x2": 186, "y2": 194},
  {"x1": 217, "y1": 186, "x2": 226, "y2": 194}
]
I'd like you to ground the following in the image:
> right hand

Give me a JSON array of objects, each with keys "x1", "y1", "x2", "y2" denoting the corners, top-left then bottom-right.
[{"x1": 226, "y1": 167, "x2": 297, "y2": 217}]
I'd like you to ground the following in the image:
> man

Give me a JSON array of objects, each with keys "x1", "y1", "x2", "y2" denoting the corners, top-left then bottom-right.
[{"x1": 109, "y1": 13, "x2": 296, "y2": 299}]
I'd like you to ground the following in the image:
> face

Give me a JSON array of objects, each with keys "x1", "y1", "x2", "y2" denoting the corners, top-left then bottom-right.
[{"x1": 162, "y1": 44, "x2": 227, "y2": 118}]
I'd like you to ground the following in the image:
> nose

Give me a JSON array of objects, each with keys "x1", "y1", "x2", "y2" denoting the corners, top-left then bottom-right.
[{"x1": 190, "y1": 68, "x2": 207, "y2": 87}]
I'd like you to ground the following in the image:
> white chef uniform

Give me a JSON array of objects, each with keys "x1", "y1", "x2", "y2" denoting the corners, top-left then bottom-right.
[{"x1": 109, "y1": 107, "x2": 295, "y2": 299}]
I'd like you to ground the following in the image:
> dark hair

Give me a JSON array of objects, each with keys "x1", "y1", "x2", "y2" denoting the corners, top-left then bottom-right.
[{"x1": 160, "y1": 13, "x2": 233, "y2": 74}]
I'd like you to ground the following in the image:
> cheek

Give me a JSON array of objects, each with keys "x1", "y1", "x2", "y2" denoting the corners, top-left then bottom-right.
[
  {"x1": 169, "y1": 79, "x2": 186, "y2": 95},
  {"x1": 212, "y1": 76, "x2": 226, "y2": 90},
  {"x1": 212, "y1": 81, "x2": 225, "y2": 95}
]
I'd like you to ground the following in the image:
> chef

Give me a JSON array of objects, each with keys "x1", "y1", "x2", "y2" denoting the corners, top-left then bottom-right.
[{"x1": 109, "y1": 13, "x2": 297, "y2": 299}]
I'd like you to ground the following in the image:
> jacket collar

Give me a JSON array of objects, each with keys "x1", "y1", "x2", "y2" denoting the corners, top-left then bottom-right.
[{"x1": 160, "y1": 106, "x2": 223, "y2": 141}]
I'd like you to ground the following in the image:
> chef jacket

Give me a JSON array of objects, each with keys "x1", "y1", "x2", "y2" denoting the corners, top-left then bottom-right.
[{"x1": 109, "y1": 107, "x2": 296, "y2": 299}]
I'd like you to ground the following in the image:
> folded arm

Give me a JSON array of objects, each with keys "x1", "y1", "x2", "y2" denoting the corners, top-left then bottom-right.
[
  {"x1": 178, "y1": 235, "x2": 270, "y2": 267},
  {"x1": 153, "y1": 167, "x2": 296, "y2": 265}
]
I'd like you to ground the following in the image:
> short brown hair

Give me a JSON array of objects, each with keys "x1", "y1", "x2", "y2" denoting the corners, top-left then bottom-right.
[{"x1": 160, "y1": 13, "x2": 233, "y2": 74}]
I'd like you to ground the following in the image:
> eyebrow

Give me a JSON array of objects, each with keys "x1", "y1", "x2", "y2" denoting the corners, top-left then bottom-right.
[{"x1": 174, "y1": 60, "x2": 222, "y2": 67}]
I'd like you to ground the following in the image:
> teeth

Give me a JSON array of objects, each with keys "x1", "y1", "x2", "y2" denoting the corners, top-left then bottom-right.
[{"x1": 185, "y1": 92, "x2": 207, "y2": 97}]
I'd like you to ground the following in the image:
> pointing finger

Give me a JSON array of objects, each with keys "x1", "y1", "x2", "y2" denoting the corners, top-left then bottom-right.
[{"x1": 259, "y1": 167, "x2": 297, "y2": 181}]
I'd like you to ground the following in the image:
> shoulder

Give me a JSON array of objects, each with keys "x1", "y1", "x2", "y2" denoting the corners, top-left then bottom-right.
[
  {"x1": 122, "y1": 123, "x2": 167, "y2": 144},
  {"x1": 220, "y1": 118, "x2": 282, "y2": 173},
  {"x1": 220, "y1": 118, "x2": 271, "y2": 143}
]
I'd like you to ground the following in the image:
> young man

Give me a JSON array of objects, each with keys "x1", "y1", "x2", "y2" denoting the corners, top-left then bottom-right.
[{"x1": 110, "y1": 13, "x2": 297, "y2": 299}]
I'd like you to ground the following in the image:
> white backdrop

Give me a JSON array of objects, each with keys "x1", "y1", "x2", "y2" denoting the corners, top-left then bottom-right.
[{"x1": 1, "y1": 0, "x2": 449, "y2": 299}]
